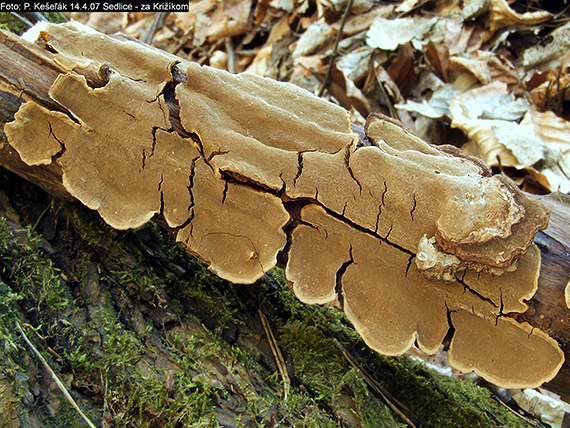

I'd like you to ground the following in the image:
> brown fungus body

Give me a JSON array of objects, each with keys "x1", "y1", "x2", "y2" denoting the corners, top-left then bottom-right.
[{"x1": 3, "y1": 22, "x2": 563, "y2": 388}]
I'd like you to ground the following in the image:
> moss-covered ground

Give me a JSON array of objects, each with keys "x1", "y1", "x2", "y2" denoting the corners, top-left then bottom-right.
[{"x1": 0, "y1": 165, "x2": 539, "y2": 428}]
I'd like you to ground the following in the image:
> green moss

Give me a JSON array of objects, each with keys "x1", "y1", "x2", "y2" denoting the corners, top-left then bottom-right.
[
  {"x1": 60, "y1": 202, "x2": 134, "y2": 258},
  {"x1": 0, "y1": 13, "x2": 27, "y2": 34},
  {"x1": 348, "y1": 369, "x2": 406, "y2": 428},
  {"x1": 42, "y1": 12, "x2": 67, "y2": 23},
  {"x1": 0, "y1": 11, "x2": 66, "y2": 35},
  {"x1": 0, "y1": 219, "x2": 88, "y2": 426},
  {"x1": 279, "y1": 319, "x2": 347, "y2": 402}
]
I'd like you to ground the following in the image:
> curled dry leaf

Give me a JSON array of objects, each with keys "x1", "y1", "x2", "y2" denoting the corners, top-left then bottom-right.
[
  {"x1": 247, "y1": 15, "x2": 292, "y2": 78},
  {"x1": 529, "y1": 69, "x2": 570, "y2": 113},
  {"x1": 200, "y1": 0, "x2": 252, "y2": 43},
  {"x1": 397, "y1": 84, "x2": 458, "y2": 120},
  {"x1": 4, "y1": 22, "x2": 563, "y2": 389},
  {"x1": 448, "y1": 50, "x2": 519, "y2": 88},
  {"x1": 488, "y1": 0, "x2": 552, "y2": 32},
  {"x1": 511, "y1": 389, "x2": 567, "y2": 428},
  {"x1": 449, "y1": 81, "x2": 547, "y2": 169},
  {"x1": 521, "y1": 109, "x2": 570, "y2": 193}
]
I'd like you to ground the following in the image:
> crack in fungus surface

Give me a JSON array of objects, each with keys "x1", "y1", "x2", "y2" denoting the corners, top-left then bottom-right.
[{"x1": 3, "y1": 21, "x2": 564, "y2": 390}]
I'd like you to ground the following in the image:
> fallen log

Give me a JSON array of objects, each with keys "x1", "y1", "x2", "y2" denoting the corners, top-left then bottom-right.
[{"x1": 1, "y1": 22, "x2": 569, "y2": 400}]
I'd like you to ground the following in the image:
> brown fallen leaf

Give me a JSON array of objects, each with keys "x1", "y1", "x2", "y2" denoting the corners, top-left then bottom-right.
[
  {"x1": 449, "y1": 81, "x2": 541, "y2": 169},
  {"x1": 521, "y1": 108, "x2": 570, "y2": 193},
  {"x1": 488, "y1": 0, "x2": 552, "y2": 32},
  {"x1": 448, "y1": 50, "x2": 519, "y2": 87}
]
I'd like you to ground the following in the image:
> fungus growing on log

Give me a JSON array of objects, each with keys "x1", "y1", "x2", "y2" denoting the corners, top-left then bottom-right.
[{"x1": 3, "y1": 22, "x2": 564, "y2": 388}]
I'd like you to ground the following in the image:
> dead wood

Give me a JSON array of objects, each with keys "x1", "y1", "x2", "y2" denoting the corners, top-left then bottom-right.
[{"x1": 1, "y1": 25, "x2": 569, "y2": 402}]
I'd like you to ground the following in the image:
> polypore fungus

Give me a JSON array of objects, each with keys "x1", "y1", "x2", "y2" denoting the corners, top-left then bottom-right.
[{"x1": 4, "y1": 22, "x2": 563, "y2": 388}]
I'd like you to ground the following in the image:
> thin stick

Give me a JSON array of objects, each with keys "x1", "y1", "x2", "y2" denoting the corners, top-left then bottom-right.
[
  {"x1": 259, "y1": 310, "x2": 290, "y2": 401},
  {"x1": 145, "y1": 12, "x2": 167, "y2": 45},
  {"x1": 16, "y1": 321, "x2": 97, "y2": 428},
  {"x1": 225, "y1": 37, "x2": 235, "y2": 74},
  {"x1": 334, "y1": 339, "x2": 417, "y2": 428},
  {"x1": 318, "y1": 0, "x2": 354, "y2": 97},
  {"x1": 8, "y1": 13, "x2": 34, "y2": 28},
  {"x1": 171, "y1": 31, "x2": 193, "y2": 55}
]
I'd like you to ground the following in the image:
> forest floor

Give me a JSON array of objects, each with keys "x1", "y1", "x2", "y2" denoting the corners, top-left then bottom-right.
[{"x1": 1, "y1": 2, "x2": 570, "y2": 427}]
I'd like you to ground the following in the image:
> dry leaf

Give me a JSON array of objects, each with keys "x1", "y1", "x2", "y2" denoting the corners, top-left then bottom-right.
[
  {"x1": 327, "y1": 65, "x2": 372, "y2": 118},
  {"x1": 247, "y1": 16, "x2": 292, "y2": 77},
  {"x1": 336, "y1": 48, "x2": 372, "y2": 82},
  {"x1": 373, "y1": 63, "x2": 415, "y2": 129},
  {"x1": 175, "y1": 0, "x2": 216, "y2": 33},
  {"x1": 424, "y1": 41, "x2": 449, "y2": 82},
  {"x1": 395, "y1": 0, "x2": 421, "y2": 13},
  {"x1": 511, "y1": 389, "x2": 566, "y2": 428},
  {"x1": 331, "y1": 4, "x2": 394, "y2": 35},
  {"x1": 449, "y1": 82, "x2": 544, "y2": 168},
  {"x1": 489, "y1": 0, "x2": 552, "y2": 32},
  {"x1": 330, "y1": 0, "x2": 375, "y2": 14},
  {"x1": 520, "y1": 20, "x2": 570, "y2": 73},
  {"x1": 521, "y1": 109, "x2": 570, "y2": 192},
  {"x1": 448, "y1": 50, "x2": 519, "y2": 87},
  {"x1": 397, "y1": 84, "x2": 459, "y2": 119},
  {"x1": 271, "y1": 0, "x2": 295, "y2": 12},
  {"x1": 427, "y1": 15, "x2": 470, "y2": 56},
  {"x1": 289, "y1": 55, "x2": 323, "y2": 93},
  {"x1": 387, "y1": 44, "x2": 417, "y2": 97},
  {"x1": 292, "y1": 21, "x2": 334, "y2": 59},
  {"x1": 246, "y1": 46, "x2": 273, "y2": 76},
  {"x1": 366, "y1": 16, "x2": 436, "y2": 51},
  {"x1": 529, "y1": 69, "x2": 570, "y2": 113},
  {"x1": 83, "y1": 12, "x2": 126, "y2": 34},
  {"x1": 209, "y1": 50, "x2": 229, "y2": 70},
  {"x1": 462, "y1": 0, "x2": 491, "y2": 19},
  {"x1": 204, "y1": 0, "x2": 252, "y2": 42}
]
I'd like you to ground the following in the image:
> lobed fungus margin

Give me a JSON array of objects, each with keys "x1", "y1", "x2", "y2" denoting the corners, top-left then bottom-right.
[{"x1": 3, "y1": 22, "x2": 564, "y2": 388}]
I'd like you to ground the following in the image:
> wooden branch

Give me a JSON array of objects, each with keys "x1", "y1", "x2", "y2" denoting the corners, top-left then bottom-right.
[
  {"x1": 1, "y1": 25, "x2": 569, "y2": 400},
  {"x1": 524, "y1": 193, "x2": 570, "y2": 397}
]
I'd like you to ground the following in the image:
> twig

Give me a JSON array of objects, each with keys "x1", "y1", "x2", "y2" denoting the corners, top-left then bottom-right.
[
  {"x1": 378, "y1": 80, "x2": 399, "y2": 120},
  {"x1": 171, "y1": 30, "x2": 193, "y2": 55},
  {"x1": 259, "y1": 310, "x2": 290, "y2": 401},
  {"x1": 318, "y1": 0, "x2": 354, "y2": 97},
  {"x1": 31, "y1": 199, "x2": 53, "y2": 233},
  {"x1": 493, "y1": 396, "x2": 539, "y2": 427},
  {"x1": 8, "y1": 12, "x2": 34, "y2": 29},
  {"x1": 225, "y1": 37, "x2": 235, "y2": 74},
  {"x1": 16, "y1": 321, "x2": 97, "y2": 428},
  {"x1": 334, "y1": 339, "x2": 417, "y2": 428},
  {"x1": 145, "y1": 12, "x2": 168, "y2": 45}
]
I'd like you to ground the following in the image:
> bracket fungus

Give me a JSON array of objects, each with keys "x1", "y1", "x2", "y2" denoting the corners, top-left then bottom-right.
[{"x1": 3, "y1": 22, "x2": 564, "y2": 388}]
